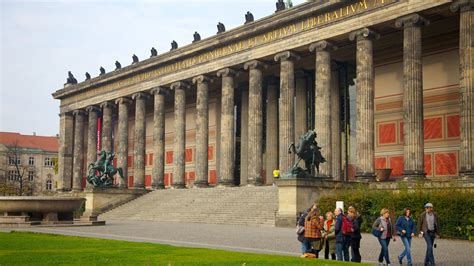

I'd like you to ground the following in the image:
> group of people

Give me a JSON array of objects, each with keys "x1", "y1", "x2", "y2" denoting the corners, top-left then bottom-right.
[{"x1": 297, "y1": 203, "x2": 440, "y2": 266}]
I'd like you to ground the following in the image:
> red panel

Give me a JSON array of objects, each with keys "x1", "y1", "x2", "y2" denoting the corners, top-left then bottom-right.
[
  {"x1": 209, "y1": 170, "x2": 217, "y2": 185},
  {"x1": 389, "y1": 156, "x2": 404, "y2": 177},
  {"x1": 399, "y1": 121, "x2": 404, "y2": 144},
  {"x1": 208, "y1": 146, "x2": 214, "y2": 161},
  {"x1": 425, "y1": 154, "x2": 432, "y2": 177},
  {"x1": 424, "y1": 117, "x2": 443, "y2": 140},
  {"x1": 379, "y1": 123, "x2": 396, "y2": 144},
  {"x1": 185, "y1": 148, "x2": 193, "y2": 162},
  {"x1": 128, "y1": 176, "x2": 134, "y2": 188},
  {"x1": 188, "y1": 171, "x2": 195, "y2": 180},
  {"x1": 113, "y1": 158, "x2": 117, "y2": 167},
  {"x1": 435, "y1": 153, "x2": 457, "y2": 176},
  {"x1": 164, "y1": 173, "x2": 172, "y2": 187},
  {"x1": 145, "y1": 175, "x2": 151, "y2": 187},
  {"x1": 166, "y1": 151, "x2": 173, "y2": 164},
  {"x1": 149, "y1": 153, "x2": 154, "y2": 166},
  {"x1": 127, "y1": 156, "x2": 133, "y2": 168},
  {"x1": 375, "y1": 157, "x2": 387, "y2": 169},
  {"x1": 447, "y1": 115, "x2": 460, "y2": 138}
]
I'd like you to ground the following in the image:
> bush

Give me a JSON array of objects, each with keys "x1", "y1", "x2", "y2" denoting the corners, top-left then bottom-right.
[{"x1": 316, "y1": 185, "x2": 474, "y2": 240}]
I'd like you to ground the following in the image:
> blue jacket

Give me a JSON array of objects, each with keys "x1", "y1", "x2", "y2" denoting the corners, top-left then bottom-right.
[
  {"x1": 396, "y1": 216, "x2": 415, "y2": 237},
  {"x1": 335, "y1": 214, "x2": 351, "y2": 243}
]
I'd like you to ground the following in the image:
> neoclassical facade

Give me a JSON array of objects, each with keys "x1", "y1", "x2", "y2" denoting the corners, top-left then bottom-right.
[{"x1": 53, "y1": 0, "x2": 473, "y2": 192}]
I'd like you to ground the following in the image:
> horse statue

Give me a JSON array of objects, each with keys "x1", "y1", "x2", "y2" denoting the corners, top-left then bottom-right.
[
  {"x1": 288, "y1": 130, "x2": 326, "y2": 176},
  {"x1": 87, "y1": 150, "x2": 124, "y2": 188}
]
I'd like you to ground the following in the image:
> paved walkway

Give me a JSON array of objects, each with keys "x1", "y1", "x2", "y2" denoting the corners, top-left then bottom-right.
[{"x1": 2, "y1": 220, "x2": 473, "y2": 265}]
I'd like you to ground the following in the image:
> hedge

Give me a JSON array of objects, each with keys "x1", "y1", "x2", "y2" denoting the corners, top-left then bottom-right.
[{"x1": 315, "y1": 185, "x2": 474, "y2": 240}]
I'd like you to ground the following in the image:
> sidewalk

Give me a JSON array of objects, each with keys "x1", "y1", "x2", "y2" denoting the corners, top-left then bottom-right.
[{"x1": 2, "y1": 220, "x2": 473, "y2": 265}]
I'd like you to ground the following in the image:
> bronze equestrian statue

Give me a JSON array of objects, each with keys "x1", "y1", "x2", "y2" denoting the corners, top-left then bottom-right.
[
  {"x1": 87, "y1": 150, "x2": 125, "y2": 187},
  {"x1": 287, "y1": 130, "x2": 326, "y2": 177}
]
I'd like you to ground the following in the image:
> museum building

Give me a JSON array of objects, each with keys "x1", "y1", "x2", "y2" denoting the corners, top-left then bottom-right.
[{"x1": 52, "y1": 0, "x2": 473, "y2": 192}]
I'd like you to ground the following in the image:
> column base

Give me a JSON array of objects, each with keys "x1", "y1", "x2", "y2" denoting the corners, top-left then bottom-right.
[
  {"x1": 117, "y1": 184, "x2": 128, "y2": 189},
  {"x1": 355, "y1": 172, "x2": 376, "y2": 182},
  {"x1": 403, "y1": 170, "x2": 426, "y2": 180},
  {"x1": 217, "y1": 180, "x2": 235, "y2": 187},
  {"x1": 172, "y1": 183, "x2": 186, "y2": 189},
  {"x1": 459, "y1": 171, "x2": 474, "y2": 180},
  {"x1": 246, "y1": 177, "x2": 264, "y2": 186},
  {"x1": 193, "y1": 181, "x2": 209, "y2": 188}
]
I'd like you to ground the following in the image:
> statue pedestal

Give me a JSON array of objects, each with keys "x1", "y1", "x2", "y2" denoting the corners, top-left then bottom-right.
[
  {"x1": 274, "y1": 177, "x2": 354, "y2": 227},
  {"x1": 81, "y1": 187, "x2": 147, "y2": 223}
]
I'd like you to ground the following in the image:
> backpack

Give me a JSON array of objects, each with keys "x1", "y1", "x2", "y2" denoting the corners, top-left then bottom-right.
[{"x1": 342, "y1": 215, "x2": 354, "y2": 235}]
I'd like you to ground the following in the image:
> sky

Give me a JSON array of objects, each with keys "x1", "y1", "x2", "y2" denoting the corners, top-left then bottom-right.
[{"x1": 1, "y1": 0, "x2": 306, "y2": 137}]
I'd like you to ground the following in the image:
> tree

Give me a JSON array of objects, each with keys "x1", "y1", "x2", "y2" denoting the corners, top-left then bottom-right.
[{"x1": 1, "y1": 141, "x2": 34, "y2": 196}]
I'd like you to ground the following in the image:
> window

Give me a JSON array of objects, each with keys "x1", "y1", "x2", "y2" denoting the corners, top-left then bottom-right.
[
  {"x1": 46, "y1": 180, "x2": 52, "y2": 190},
  {"x1": 28, "y1": 171, "x2": 34, "y2": 182},
  {"x1": 29, "y1": 156, "x2": 35, "y2": 166},
  {"x1": 9, "y1": 156, "x2": 20, "y2": 166},
  {"x1": 8, "y1": 170, "x2": 19, "y2": 181},
  {"x1": 44, "y1": 157, "x2": 53, "y2": 167}
]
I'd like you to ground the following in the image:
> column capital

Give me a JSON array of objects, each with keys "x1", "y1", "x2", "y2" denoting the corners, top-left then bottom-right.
[
  {"x1": 349, "y1": 28, "x2": 380, "y2": 41},
  {"x1": 115, "y1": 97, "x2": 133, "y2": 105},
  {"x1": 100, "y1": 101, "x2": 116, "y2": 109},
  {"x1": 395, "y1": 13, "x2": 430, "y2": 29},
  {"x1": 217, "y1": 68, "x2": 239, "y2": 78},
  {"x1": 72, "y1": 109, "x2": 86, "y2": 116},
  {"x1": 274, "y1": 51, "x2": 300, "y2": 62},
  {"x1": 170, "y1": 81, "x2": 190, "y2": 90},
  {"x1": 309, "y1": 40, "x2": 337, "y2": 52},
  {"x1": 132, "y1": 92, "x2": 151, "y2": 100},
  {"x1": 85, "y1": 105, "x2": 100, "y2": 114},
  {"x1": 192, "y1": 75, "x2": 212, "y2": 84},
  {"x1": 243, "y1": 60, "x2": 268, "y2": 70},
  {"x1": 150, "y1": 86, "x2": 170, "y2": 95},
  {"x1": 451, "y1": 0, "x2": 473, "y2": 12}
]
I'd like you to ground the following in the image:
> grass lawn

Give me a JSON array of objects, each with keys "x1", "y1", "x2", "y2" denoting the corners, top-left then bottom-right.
[{"x1": 0, "y1": 231, "x2": 368, "y2": 265}]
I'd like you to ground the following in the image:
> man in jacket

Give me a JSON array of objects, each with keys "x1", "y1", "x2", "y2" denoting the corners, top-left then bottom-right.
[
  {"x1": 334, "y1": 207, "x2": 350, "y2": 261},
  {"x1": 417, "y1": 203, "x2": 440, "y2": 266}
]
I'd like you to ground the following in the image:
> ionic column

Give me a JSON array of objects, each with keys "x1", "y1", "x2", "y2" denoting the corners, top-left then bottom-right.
[
  {"x1": 217, "y1": 68, "x2": 238, "y2": 186},
  {"x1": 274, "y1": 51, "x2": 299, "y2": 175},
  {"x1": 331, "y1": 68, "x2": 342, "y2": 180},
  {"x1": 115, "y1": 98, "x2": 132, "y2": 188},
  {"x1": 192, "y1": 76, "x2": 211, "y2": 187},
  {"x1": 240, "y1": 85, "x2": 249, "y2": 185},
  {"x1": 265, "y1": 76, "x2": 279, "y2": 184},
  {"x1": 85, "y1": 106, "x2": 100, "y2": 189},
  {"x1": 171, "y1": 82, "x2": 189, "y2": 188},
  {"x1": 244, "y1": 60, "x2": 266, "y2": 185},
  {"x1": 395, "y1": 14, "x2": 429, "y2": 179},
  {"x1": 451, "y1": 1, "x2": 474, "y2": 178},
  {"x1": 72, "y1": 110, "x2": 86, "y2": 192},
  {"x1": 310, "y1": 41, "x2": 336, "y2": 178},
  {"x1": 349, "y1": 28, "x2": 379, "y2": 181},
  {"x1": 58, "y1": 112, "x2": 74, "y2": 191},
  {"x1": 132, "y1": 92, "x2": 150, "y2": 189},
  {"x1": 151, "y1": 87, "x2": 169, "y2": 189},
  {"x1": 294, "y1": 70, "x2": 308, "y2": 144},
  {"x1": 100, "y1": 101, "x2": 115, "y2": 153}
]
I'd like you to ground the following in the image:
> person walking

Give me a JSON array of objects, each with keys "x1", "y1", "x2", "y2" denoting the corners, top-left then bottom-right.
[
  {"x1": 417, "y1": 203, "x2": 440, "y2": 266},
  {"x1": 322, "y1": 211, "x2": 336, "y2": 260},
  {"x1": 304, "y1": 205, "x2": 324, "y2": 258},
  {"x1": 373, "y1": 208, "x2": 396, "y2": 265},
  {"x1": 334, "y1": 207, "x2": 350, "y2": 261},
  {"x1": 396, "y1": 208, "x2": 415, "y2": 266},
  {"x1": 348, "y1": 206, "x2": 363, "y2": 263}
]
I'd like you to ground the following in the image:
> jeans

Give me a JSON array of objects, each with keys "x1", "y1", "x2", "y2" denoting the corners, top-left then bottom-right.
[
  {"x1": 424, "y1": 232, "x2": 436, "y2": 265},
  {"x1": 378, "y1": 238, "x2": 391, "y2": 264},
  {"x1": 351, "y1": 238, "x2": 361, "y2": 263},
  {"x1": 336, "y1": 236, "x2": 350, "y2": 261},
  {"x1": 399, "y1": 236, "x2": 412, "y2": 265},
  {"x1": 300, "y1": 239, "x2": 311, "y2": 254}
]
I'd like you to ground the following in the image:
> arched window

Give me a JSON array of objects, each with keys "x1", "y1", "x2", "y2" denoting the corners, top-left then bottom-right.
[{"x1": 46, "y1": 180, "x2": 52, "y2": 190}]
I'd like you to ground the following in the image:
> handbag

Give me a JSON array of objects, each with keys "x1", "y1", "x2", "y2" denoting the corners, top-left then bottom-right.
[
  {"x1": 372, "y1": 228, "x2": 382, "y2": 238},
  {"x1": 297, "y1": 225, "x2": 305, "y2": 235}
]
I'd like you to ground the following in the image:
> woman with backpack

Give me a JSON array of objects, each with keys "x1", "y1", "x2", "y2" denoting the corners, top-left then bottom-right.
[
  {"x1": 372, "y1": 208, "x2": 397, "y2": 266},
  {"x1": 304, "y1": 205, "x2": 325, "y2": 258},
  {"x1": 396, "y1": 208, "x2": 415, "y2": 266}
]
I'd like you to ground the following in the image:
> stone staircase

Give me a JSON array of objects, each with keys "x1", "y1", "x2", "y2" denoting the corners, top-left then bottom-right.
[{"x1": 101, "y1": 186, "x2": 279, "y2": 227}]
